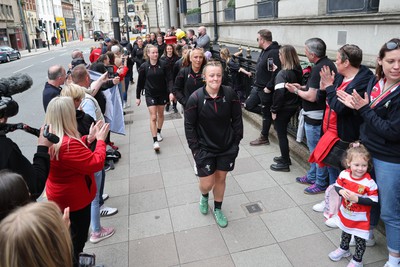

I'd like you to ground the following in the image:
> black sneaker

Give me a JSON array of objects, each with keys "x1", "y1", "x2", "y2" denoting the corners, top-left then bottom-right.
[{"x1": 165, "y1": 104, "x2": 170, "y2": 112}]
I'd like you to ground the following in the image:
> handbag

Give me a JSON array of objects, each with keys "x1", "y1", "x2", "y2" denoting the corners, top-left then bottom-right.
[{"x1": 322, "y1": 139, "x2": 349, "y2": 170}]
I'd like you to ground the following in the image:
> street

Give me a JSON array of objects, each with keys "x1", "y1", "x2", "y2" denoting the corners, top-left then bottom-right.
[{"x1": 0, "y1": 39, "x2": 94, "y2": 159}]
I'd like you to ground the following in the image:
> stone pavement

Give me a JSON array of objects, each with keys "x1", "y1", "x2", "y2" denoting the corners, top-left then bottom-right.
[{"x1": 82, "y1": 82, "x2": 388, "y2": 266}]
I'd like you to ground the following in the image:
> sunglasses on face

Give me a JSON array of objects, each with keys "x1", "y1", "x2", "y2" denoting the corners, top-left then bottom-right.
[{"x1": 386, "y1": 41, "x2": 400, "y2": 50}]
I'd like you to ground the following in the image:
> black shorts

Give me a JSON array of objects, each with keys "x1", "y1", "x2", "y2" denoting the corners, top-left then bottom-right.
[
  {"x1": 194, "y1": 144, "x2": 239, "y2": 177},
  {"x1": 145, "y1": 95, "x2": 168, "y2": 106}
]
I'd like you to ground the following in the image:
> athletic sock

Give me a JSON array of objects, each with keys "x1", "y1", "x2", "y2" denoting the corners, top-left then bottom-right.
[
  {"x1": 388, "y1": 255, "x2": 400, "y2": 267},
  {"x1": 153, "y1": 136, "x2": 157, "y2": 142},
  {"x1": 214, "y1": 201, "x2": 222, "y2": 211},
  {"x1": 202, "y1": 193, "x2": 209, "y2": 199},
  {"x1": 157, "y1": 128, "x2": 161, "y2": 134}
]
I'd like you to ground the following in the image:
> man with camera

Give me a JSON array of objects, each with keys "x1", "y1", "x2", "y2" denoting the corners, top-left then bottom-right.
[{"x1": 1, "y1": 74, "x2": 54, "y2": 199}]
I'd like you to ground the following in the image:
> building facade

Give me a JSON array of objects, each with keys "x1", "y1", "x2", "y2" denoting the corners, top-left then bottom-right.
[{"x1": 183, "y1": 0, "x2": 400, "y2": 65}]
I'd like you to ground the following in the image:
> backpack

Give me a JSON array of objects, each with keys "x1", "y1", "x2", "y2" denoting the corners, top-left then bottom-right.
[{"x1": 302, "y1": 65, "x2": 312, "y2": 86}]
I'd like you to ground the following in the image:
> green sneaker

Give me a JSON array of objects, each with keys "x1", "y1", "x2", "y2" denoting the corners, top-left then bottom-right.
[
  {"x1": 213, "y1": 209, "x2": 228, "y2": 228},
  {"x1": 199, "y1": 196, "x2": 209, "y2": 215}
]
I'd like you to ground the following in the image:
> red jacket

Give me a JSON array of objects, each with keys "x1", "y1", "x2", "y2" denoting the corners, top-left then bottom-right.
[{"x1": 46, "y1": 135, "x2": 106, "y2": 211}]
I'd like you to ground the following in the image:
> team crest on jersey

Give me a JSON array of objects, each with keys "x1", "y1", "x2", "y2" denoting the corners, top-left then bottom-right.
[{"x1": 357, "y1": 185, "x2": 365, "y2": 194}]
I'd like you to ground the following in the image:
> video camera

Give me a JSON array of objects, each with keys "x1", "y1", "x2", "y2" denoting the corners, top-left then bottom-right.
[{"x1": 0, "y1": 74, "x2": 59, "y2": 143}]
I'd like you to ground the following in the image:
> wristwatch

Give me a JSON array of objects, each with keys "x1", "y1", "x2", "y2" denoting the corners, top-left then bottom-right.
[{"x1": 294, "y1": 88, "x2": 299, "y2": 95}]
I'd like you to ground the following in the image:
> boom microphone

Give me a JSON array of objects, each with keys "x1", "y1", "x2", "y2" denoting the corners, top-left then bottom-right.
[{"x1": 0, "y1": 74, "x2": 33, "y2": 97}]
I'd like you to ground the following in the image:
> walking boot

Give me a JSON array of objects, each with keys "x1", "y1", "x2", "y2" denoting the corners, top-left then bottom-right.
[
  {"x1": 270, "y1": 162, "x2": 290, "y2": 172},
  {"x1": 273, "y1": 156, "x2": 292, "y2": 165}
]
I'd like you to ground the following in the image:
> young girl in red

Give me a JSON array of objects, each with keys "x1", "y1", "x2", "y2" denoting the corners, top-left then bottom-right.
[{"x1": 328, "y1": 143, "x2": 378, "y2": 267}]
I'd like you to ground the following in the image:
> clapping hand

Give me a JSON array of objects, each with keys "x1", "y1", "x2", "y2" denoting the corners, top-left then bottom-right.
[
  {"x1": 319, "y1": 65, "x2": 335, "y2": 90},
  {"x1": 285, "y1": 83, "x2": 301, "y2": 93},
  {"x1": 337, "y1": 89, "x2": 369, "y2": 110}
]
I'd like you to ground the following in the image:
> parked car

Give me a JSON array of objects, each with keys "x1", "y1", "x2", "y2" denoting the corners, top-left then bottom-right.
[
  {"x1": 93, "y1": 31, "x2": 105, "y2": 41},
  {"x1": 0, "y1": 46, "x2": 21, "y2": 63}
]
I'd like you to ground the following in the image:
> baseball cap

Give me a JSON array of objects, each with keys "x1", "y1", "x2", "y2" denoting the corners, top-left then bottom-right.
[{"x1": 104, "y1": 37, "x2": 111, "y2": 43}]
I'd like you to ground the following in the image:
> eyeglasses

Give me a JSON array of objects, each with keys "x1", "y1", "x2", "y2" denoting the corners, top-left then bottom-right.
[{"x1": 386, "y1": 41, "x2": 400, "y2": 50}]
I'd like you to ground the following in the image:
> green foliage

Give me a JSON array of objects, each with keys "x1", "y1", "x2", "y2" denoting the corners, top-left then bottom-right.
[
  {"x1": 187, "y1": 7, "x2": 201, "y2": 15},
  {"x1": 227, "y1": 0, "x2": 235, "y2": 8}
]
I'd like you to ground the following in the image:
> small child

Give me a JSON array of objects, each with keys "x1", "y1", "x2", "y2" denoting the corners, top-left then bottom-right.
[{"x1": 328, "y1": 142, "x2": 378, "y2": 267}]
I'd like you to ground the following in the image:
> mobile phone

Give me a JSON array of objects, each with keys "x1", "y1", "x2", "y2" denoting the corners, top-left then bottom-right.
[
  {"x1": 106, "y1": 65, "x2": 115, "y2": 78},
  {"x1": 267, "y1": 58, "x2": 274, "y2": 71},
  {"x1": 123, "y1": 48, "x2": 128, "y2": 56},
  {"x1": 122, "y1": 58, "x2": 125, "y2": 65},
  {"x1": 79, "y1": 252, "x2": 96, "y2": 267}
]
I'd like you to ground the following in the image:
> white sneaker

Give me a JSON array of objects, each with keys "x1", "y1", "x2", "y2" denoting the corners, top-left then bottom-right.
[
  {"x1": 313, "y1": 200, "x2": 325, "y2": 212},
  {"x1": 328, "y1": 247, "x2": 351, "y2": 261},
  {"x1": 99, "y1": 205, "x2": 118, "y2": 217},
  {"x1": 157, "y1": 133, "x2": 163, "y2": 142},
  {"x1": 153, "y1": 141, "x2": 160, "y2": 151},
  {"x1": 349, "y1": 235, "x2": 376, "y2": 247},
  {"x1": 384, "y1": 262, "x2": 395, "y2": 267},
  {"x1": 325, "y1": 215, "x2": 339, "y2": 228},
  {"x1": 102, "y1": 193, "x2": 109, "y2": 201},
  {"x1": 193, "y1": 160, "x2": 198, "y2": 176}
]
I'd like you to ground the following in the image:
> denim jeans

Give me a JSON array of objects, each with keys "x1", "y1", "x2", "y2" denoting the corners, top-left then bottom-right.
[
  {"x1": 245, "y1": 87, "x2": 272, "y2": 137},
  {"x1": 304, "y1": 122, "x2": 328, "y2": 188},
  {"x1": 328, "y1": 166, "x2": 340, "y2": 185},
  {"x1": 91, "y1": 170, "x2": 102, "y2": 232},
  {"x1": 123, "y1": 74, "x2": 132, "y2": 102},
  {"x1": 373, "y1": 158, "x2": 400, "y2": 254}
]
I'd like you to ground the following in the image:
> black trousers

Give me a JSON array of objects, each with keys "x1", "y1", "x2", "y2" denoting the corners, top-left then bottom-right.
[
  {"x1": 274, "y1": 108, "x2": 297, "y2": 161},
  {"x1": 245, "y1": 87, "x2": 272, "y2": 137},
  {"x1": 70, "y1": 203, "x2": 91, "y2": 267}
]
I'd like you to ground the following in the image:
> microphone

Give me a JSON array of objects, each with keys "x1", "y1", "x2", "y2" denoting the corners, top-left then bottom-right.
[
  {"x1": 0, "y1": 74, "x2": 33, "y2": 97},
  {"x1": 0, "y1": 123, "x2": 60, "y2": 143}
]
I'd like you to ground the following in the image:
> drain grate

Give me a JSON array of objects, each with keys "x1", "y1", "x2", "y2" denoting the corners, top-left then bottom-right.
[
  {"x1": 124, "y1": 110, "x2": 134, "y2": 115},
  {"x1": 124, "y1": 120, "x2": 133, "y2": 125},
  {"x1": 242, "y1": 202, "x2": 264, "y2": 215}
]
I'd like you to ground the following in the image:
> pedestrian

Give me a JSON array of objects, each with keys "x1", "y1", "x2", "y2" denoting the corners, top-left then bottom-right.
[
  {"x1": 156, "y1": 34, "x2": 166, "y2": 59},
  {"x1": 244, "y1": 29, "x2": 281, "y2": 146},
  {"x1": 0, "y1": 201, "x2": 73, "y2": 267},
  {"x1": 337, "y1": 38, "x2": 400, "y2": 267},
  {"x1": 270, "y1": 45, "x2": 302, "y2": 172},
  {"x1": 286, "y1": 38, "x2": 336, "y2": 194},
  {"x1": 219, "y1": 47, "x2": 252, "y2": 103},
  {"x1": 132, "y1": 36, "x2": 145, "y2": 72},
  {"x1": 42, "y1": 65, "x2": 67, "y2": 111},
  {"x1": 44, "y1": 96, "x2": 109, "y2": 267},
  {"x1": 172, "y1": 47, "x2": 206, "y2": 107},
  {"x1": 161, "y1": 44, "x2": 180, "y2": 113},
  {"x1": 136, "y1": 45, "x2": 169, "y2": 151},
  {"x1": 196, "y1": 26, "x2": 210, "y2": 51},
  {"x1": 184, "y1": 60, "x2": 243, "y2": 228},
  {"x1": 328, "y1": 143, "x2": 378, "y2": 267}
]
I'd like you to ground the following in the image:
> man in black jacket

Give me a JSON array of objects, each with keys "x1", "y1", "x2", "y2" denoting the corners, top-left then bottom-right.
[
  {"x1": 42, "y1": 65, "x2": 67, "y2": 111},
  {"x1": 245, "y1": 29, "x2": 281, "y2": 146}
]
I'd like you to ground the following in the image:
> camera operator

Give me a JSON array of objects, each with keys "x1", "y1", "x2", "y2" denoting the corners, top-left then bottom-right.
[{"x1": 0, "y1": 74, "x2": 54, "y2": 199}]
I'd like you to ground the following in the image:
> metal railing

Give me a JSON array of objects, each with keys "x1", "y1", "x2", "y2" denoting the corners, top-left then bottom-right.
[{"x1": 210, "y1": 44, "x2": 303, "y2": 140}]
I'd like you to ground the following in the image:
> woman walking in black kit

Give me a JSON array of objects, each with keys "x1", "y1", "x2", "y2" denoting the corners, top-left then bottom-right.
[
  {"x1": 173, "y1": 47, "x2": 207, "y2": 107},
  {"x1": 136, "y1": 45, "x2": 169, "y2": 151},
  {"x1": 161, "y1": 44, "x2": 180, "y2": 113},
  {"x1": 185, "y1": 60, "x2": 243, "y2": 228},
  {"x1": 270, "y1": 45, "x2": 302, "y2": 172}
]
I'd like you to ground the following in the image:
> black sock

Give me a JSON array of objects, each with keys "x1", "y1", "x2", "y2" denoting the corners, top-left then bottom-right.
[
  {"x1": 214, "y1": 201, "x2": 222, "y2": 210},
  {"x1": 173, "y1": 102, "x2": 177, "y2": 107},
  {"x1": 153, "y1": 137, "x2": 157, "y2": 142},
  {"x1": 202, "y1": 193, "x2": 209, "y2": 199},
  {"x1": 157, "y1": 128, "x2": 161, "y2": 134}
]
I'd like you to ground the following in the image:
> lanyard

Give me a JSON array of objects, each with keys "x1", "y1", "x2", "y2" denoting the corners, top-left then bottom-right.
[{"x1": 369, "y1": 79, "x2": 400, "y2": 108}]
